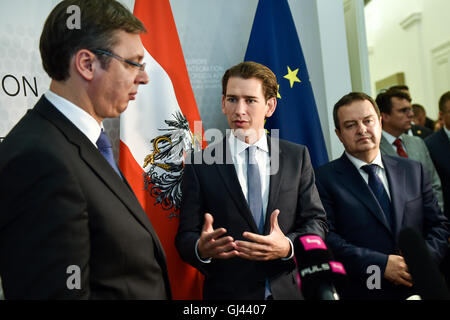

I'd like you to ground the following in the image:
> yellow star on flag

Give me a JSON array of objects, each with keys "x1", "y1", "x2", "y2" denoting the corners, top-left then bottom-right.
[
  {"x1": 264, "y1": 119, "x2": 270, "y2": 134},
  {"x1": 283, "y1": 66, "x2": 301, "y2": 88},
  {"x1": 277, "y1": 84, "x2": 281, "y2": 99}
]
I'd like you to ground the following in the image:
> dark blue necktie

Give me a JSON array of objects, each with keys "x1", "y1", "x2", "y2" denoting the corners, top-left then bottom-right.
[
  {"x1": 96, "y1": 130, "x2": 121, "y2": 177},
  {"x1": 361, "y1": 164, "x2": 393, "y2": 230},
  {"x1": 247, "y1": 146, "x2": 264, "y2": 233}
]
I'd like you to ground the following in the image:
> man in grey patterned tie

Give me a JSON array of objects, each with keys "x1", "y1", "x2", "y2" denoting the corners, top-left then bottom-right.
[{"x1": 176, "y1": 61, "x2": 328, "y2": 300}]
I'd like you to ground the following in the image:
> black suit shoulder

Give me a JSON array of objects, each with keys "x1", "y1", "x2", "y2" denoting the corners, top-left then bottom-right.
[
  {"x1": 425, "y1": 129, "x2": 450, "y2": 217},
  {"x1": 425, "y1": 129, "x2": 448, "y2": 149},
  {"x1": 1, "y1": 108, "x2": 73, "y2": 157},
  {"x1": 411, "y1": 124, "x2": 433, "y2": 139},
  {"x1": 0, "y1": 97, "x2": 171, "y2": 299}
]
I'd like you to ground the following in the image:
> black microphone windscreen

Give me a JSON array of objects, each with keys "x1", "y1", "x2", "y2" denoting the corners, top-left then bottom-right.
[
  {"x1": 398, "y1": 227, "x2": 450, "y2": 300},
  {"x1": 293, "y1": 235, "x2": 347, "y2": 299},
  {"x1": 293, "y1": 234, "x2": 333, "y2": 266}
]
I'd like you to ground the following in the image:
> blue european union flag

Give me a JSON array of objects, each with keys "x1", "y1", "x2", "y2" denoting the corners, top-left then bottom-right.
[{"x1": 245, "y1": 0, "x2": 329, "y2": 168}]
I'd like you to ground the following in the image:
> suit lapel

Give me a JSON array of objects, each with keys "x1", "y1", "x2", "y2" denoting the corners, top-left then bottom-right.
[
  {"x1": 213, "y1": 137, "x2": 260, "y2": 233},
  {"x1": 438, "y1": 129, "x2": 450, "y2": 155},
  {"x1": 402, "y1": 134, "x2": 421, "y2": 159},
  {"x1": 34, "y1": 97, "x2": 163, "y2": 242},
  {"x1": 336, "y1": 154, "x2": 392, "y2": 233},
  {"x1": 380, "y1": 135, "x2": 397, "y2": 157},
  {"x1": 382, "y1": 155, "x2": 406, "y2": 236}
]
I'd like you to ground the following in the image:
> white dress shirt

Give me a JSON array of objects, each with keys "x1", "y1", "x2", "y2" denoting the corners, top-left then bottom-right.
[
  {"x1": 44, "y1": 90, "x2": 102, "y2": 147},
  {"x1": 345, "y1": 151, "x2": 391, "y2": 200}
]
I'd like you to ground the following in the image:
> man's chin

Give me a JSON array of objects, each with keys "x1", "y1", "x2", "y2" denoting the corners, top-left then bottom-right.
[
  {"x1": 117, "y1": 103, "x2": 130, "y2": 115},
  {"x1": 355, "y1": 143, "x2": 377, "y2": 152}
]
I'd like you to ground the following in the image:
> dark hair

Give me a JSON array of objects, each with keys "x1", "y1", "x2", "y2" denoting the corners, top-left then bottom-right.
[
  {"x1": 333, "y1": 92, "x2": 380, "y2": 130},
  {"x1": 412, "y1": 103, "x2": 425, "y2": 117},
  {"x1": 438, "y1": 91, "x2": 450, "y2": 113},
  {"x1": 40, "y1": 0, "x2": 146, "y2": 81},
  {"x1": 375, "y1": 89, "x2": 411, "y2": 114},
  {"x1": 222, "y1": 61, "x2": 278, "y2": 102},
  {"x1": 389, "y1": 85, "x2": 409, "y2": 91}
]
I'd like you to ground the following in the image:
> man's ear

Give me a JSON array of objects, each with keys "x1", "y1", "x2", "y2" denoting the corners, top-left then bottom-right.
[
  {"x1": 335, "y1": 128, "x2": 344, "y2": 144},
  {"x1": 221, "y1": 95, "x2": 226, "y2": 114},
  {"x1": 265, "y1": 97, "x2": 277, "y2": 118},
  {"x1": 73, "y1": 49, "x2": 96, "y2": 81}
]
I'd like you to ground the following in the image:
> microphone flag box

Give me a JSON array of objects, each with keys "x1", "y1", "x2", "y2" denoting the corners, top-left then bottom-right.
[{"x1": 294, "y1": 235, "x2": 347, "y2": 299}]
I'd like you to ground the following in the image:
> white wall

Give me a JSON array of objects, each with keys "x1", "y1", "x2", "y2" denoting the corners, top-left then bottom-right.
[{"x1": 365, "y1": 0, "x2": 450, "y2": 120}]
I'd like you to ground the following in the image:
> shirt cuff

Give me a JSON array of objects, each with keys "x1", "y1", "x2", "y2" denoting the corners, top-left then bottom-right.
[
  {"x1": 195, "y1": 238, "x2": 212, "y2": 264},
  {"x1": 281, "y1": 237, "x2": 295, "y2": 261}
]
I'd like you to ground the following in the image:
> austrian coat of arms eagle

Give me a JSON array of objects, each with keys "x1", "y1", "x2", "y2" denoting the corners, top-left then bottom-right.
[{"x1": 142, "y1": 111, "x2": 201, "y2": 218}]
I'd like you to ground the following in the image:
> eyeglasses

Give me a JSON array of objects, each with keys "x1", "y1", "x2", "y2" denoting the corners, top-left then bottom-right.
[
  {"x1": 398, "y1": 107, "x2": 413, "y2": 114},
  {"x1": 93, "y1": 49, "x2": 146, "y2": 71}
]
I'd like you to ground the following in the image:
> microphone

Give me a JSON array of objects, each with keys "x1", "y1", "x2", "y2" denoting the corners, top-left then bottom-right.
[
  {"x1": 398, "y1": 228, "x2": 450, "y2": 300},
  {"x1": 293, "y1": 234, "x2": 347, "y2": 300}
]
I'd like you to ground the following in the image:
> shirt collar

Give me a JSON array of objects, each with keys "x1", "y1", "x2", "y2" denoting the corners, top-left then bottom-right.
[
  {"x1": 45, "y1": 90, "x2": 102, "y2": 147},
  {"x1": 345, "y1": 150, "x2": 385, "y2": 171},
  {"x1": 228, "y1": 130, "x2": 269, "y2": 157},
  {"x1": 382, "y1": 130, "x2": 400, "y2": 145},
  {"x1": 444, "y1": 125, "x2": 450, "y2": 140}
]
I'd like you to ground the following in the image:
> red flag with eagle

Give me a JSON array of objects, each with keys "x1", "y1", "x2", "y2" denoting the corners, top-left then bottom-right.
[{"x1": 119, "y1": 0, "x2": 204, "y2": 299}]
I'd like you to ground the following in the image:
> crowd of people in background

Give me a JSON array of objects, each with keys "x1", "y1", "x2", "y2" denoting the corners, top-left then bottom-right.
[
  {"x1": 390, "y1": 85, "x2": 446, "y2": 135},
  {"x1": 385, "y1": 85, "x2": 449, "y2": 222}
]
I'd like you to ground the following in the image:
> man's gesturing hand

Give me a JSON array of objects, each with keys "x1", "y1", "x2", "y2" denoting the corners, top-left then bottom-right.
[
  {"x1": 197, "y1": 213, "x2": 238, "y2": 260},
  {"x1": 234, "y1": 209, "x2": 291, "y2": 261}
]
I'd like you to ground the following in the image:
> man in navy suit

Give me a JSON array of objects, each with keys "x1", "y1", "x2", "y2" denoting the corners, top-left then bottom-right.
[
  {"x1": 426, "y1": 91, "x2": 450, "y2": 219},
  {"x1": 315, "y1": 92, "x2": 449, "y2": 299},
  {"x1": 0, "y1": 0, "x2": 170, "y2": 299},
  {"x1": 425, "y1": 91, "x2": 450, "y2": 287}
]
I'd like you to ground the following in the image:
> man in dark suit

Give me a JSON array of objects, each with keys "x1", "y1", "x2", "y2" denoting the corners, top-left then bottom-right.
[
  {"x1": 315, "y1": 92, "x2": 449, "y2": 300},
  {"x1": 411, "y1": 123, "x2": 433, "y2": 139},
  {"x1": 175, "y1": 62, "x2": 328, "y2": 300},
  {"x1": 426, "y1": 91, "x2": 450, "y2": 219},
  {"x1": 425, "y1": 91, "x2": 450, "y2": 288},
  {"x1": 0, "y1": 0, "x2": 171, "y2": 299}
]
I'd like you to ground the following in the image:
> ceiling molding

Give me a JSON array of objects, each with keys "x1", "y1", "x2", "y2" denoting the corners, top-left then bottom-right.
[{"x1": 399, "y1": 12, "x2": 422, "y2": 30}]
